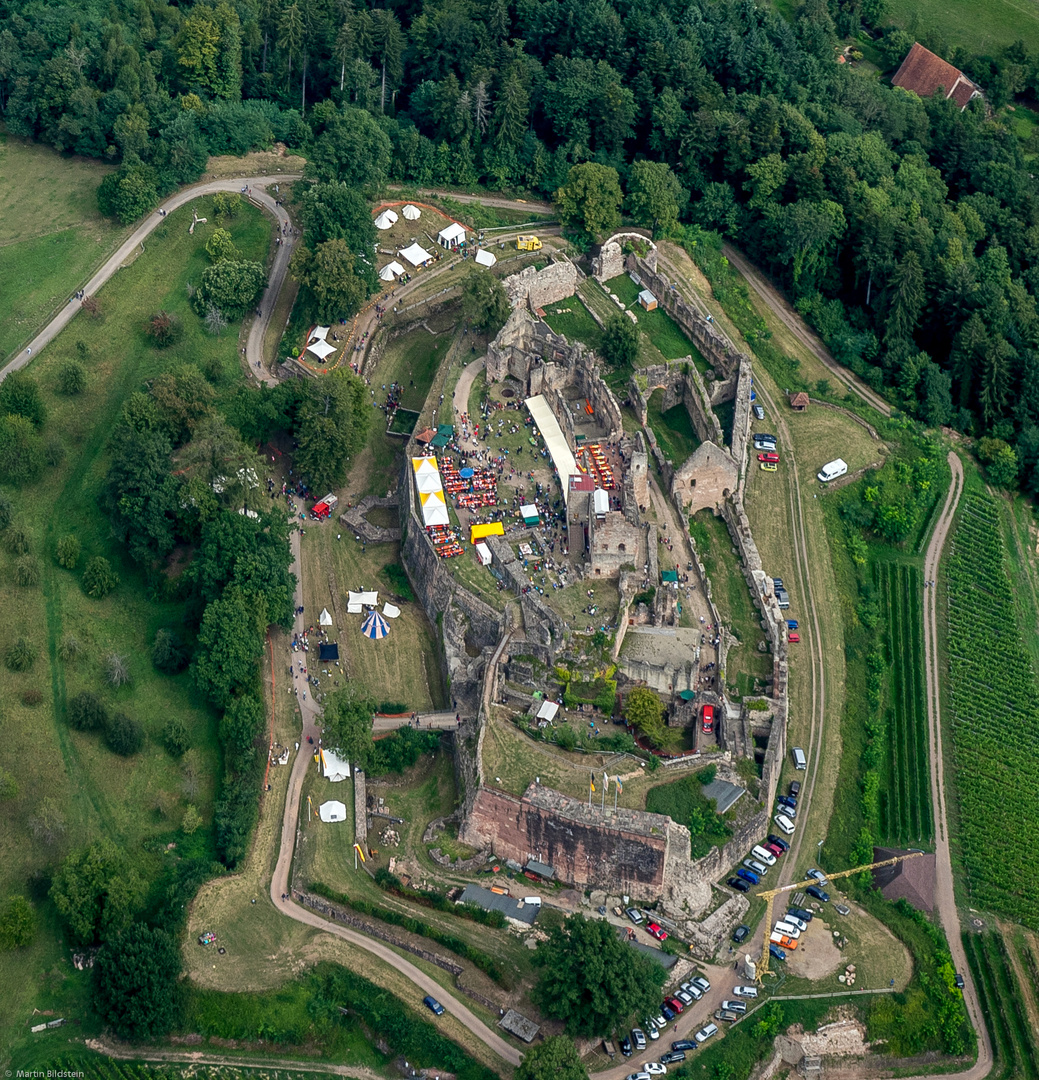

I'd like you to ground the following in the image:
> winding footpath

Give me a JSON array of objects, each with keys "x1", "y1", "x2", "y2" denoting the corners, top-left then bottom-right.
[{"x1": 923, "y1": 454, "x2": 992, "y2": 1079}]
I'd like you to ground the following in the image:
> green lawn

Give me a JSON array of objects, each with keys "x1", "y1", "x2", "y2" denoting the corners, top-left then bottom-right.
[
  {"x1": 0, "y1": 134, "x2": 125, "y2": 360},
  {"x1": 0, "y1": 196, "x2": 272, "y2": 1064},
  {"x1": 647, "y1": 388, "x2": 700, "y2": 464},
  {"x1": 886, "y1": 0, "x2": 1039, "y2": 52},
  {"x1": 542, "y1": 296, "x2": 603, "y2": 350},
  {"x1": 607, "y1": 273, "x2": 706, "y2": 365}
]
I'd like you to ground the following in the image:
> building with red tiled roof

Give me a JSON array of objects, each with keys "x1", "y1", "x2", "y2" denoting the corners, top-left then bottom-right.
[{"x1": 891, "y1": 42, "x2": 983, "y2": 111}]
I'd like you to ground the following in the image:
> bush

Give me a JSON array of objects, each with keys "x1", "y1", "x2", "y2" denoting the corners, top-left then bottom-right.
[
  {"x1": 0, "y1": 371, "x2": 46, "y2": 428},
  {"x1": 14, "y1": 553, "x2": 40, "y2": 586},
  {"x1": 93, "y1": 923, "x2": 181, "y2": 1039},
  {"x1": 57, "y1": 359, "x2": 87, "y2": 396},
  {"x1": 21, "y1": 688, "x2": 43, "y2": 707},
  {"x1": 0, "y1": 896, "x2": 36, "y2": 951},
  {"x1": 0, "y1": 414, "x2": 44, "y2": 485},
  {"x1": 0, "y1": 492, "x2": 12, "y2": 530},
  {"x1": 182, "y1": 805, "x2": 202, "y2": 834},
  {"x1": 56, "y1": 535, "x2": 81, "y2": 569},
  {"x1": 67, "y1": 690, "x2": 108, "y2": 731},
  {"x1": 58, "y1": 634, "x2": 81, "y2": 663},
  {"x1": 367, "y1": 727, "x2": 441, "y2": 774},
  {"x1": 146, "y1": 311, "x2": 181, "y2": 348},
  {"x1": 6, "y1": 524, "x2": 30, "y2": 554},
  {"x1": 162, "y1": 718, "x2": 190, "y2": 757},
  {"x1": 380, "y1": 562, "x2": 415, "y2": 601},
  {"x1": 105, "y1": 652, "x2": 131, "y2": 687},
  {"x1": 105, "y1": 712, "x2": 144, "y2": 756},
  {"x1": 377, "y1": 700, "x2": 409, "y2": 714},
  {"x1": 5, "y1": 637, "x2": 37, "y2": 671},
  {"x1": 83, "y1": 556, "x2": 119, "y2": 598},
  {"x1": 214, "y1": 772, "x2": 261, "y2": 868},
  {"x1": 152, "y1": 628, "x2": 188, "y2": 673},
  {"x1": 554, "y1": 724, "x2": 578, "y2": 751}
]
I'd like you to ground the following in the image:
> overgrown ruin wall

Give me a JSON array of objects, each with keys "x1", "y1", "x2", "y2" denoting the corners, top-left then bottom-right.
[{"x1": 504, "y1": 256, "x2": 579, "y2": 311}]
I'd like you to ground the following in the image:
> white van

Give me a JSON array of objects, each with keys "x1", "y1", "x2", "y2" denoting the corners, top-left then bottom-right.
[
  {"x1": 774, "y1": 921, "x2": 801, "y2": 939},
  {"x1": 752, "y1": 845, "x2": 777, "y2": 866},
  {"x1": 774, "y1": 813, "x2": 796, "y2": 835},
  {"x1": 522, "y1": 896, "x2": 542, "y2": 907},
  {"x1": 817, "y1": 458, "x2": 848, "y2": 483},
  {"x1": 791, "y1": 747, "x2": 807, "y2": 770}
]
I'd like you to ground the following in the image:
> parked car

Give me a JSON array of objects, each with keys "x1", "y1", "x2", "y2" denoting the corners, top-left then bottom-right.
[
  {"x1": 660, "y1": 1051, "x2": 686, "y2": 1065},
  {"x1": 670, "y1": 1040, "x2": 697, "y2": 1052},
  {"x1": 423, "y1": 996, "x2": 445, "y2": 1016},
  {"x1": 692, "y1": 975, "x2": 711, "y2": 994},
  {"x1": 752, "y1": 845, "x2": 778, "y2": 866},
  {"x1": 652, "y1": 1012, "x2": 667, "y2": 1029},
  {"x1": 732, "y1": 985, "x2": 759, "y2": 998},
  {"x1": 767, "y1": 834, "x2": 790, "y2": 852},
  {"x1": 728, "y1": 876, "x2": 750, "y2": 893},
  {"x1": 694, "y1": 1024, "x2": 719, "y2": 1044},
  {"x1": 776, "y1": 801, "x2": 796, "y2": 818},
  {"x1": 789, "y1": 632, "x2": 800, "y2": 642},
  {"x1": 643, "y1": 1019, "x2": 660, "y2": 1040},
  {"x1": 774, "y1": 813, "x2": 795, "y2": 835},
  {"x1": 643, "y1": 1063, "x2": 667, "y2": 1075},
  {"x1": 721, "y1": 1000, "x2": 747, "y2": 1013},
  {"x1": 660, "y1": 1003, "x2": 676, "y2": 1022},
  {"x1": 680, "y1": 983, "x2": 702, "y2": 1001},
  {"x1": 598, "y1": 905, "x2": 608, "y2": 916},
  {"x1": 806, "y1": 868, "x2": 828, "y2": 883},
  {"x1": 743, "y1": 858, "x2": 768, "y2": 876},
  {"x1": 715, "y1": 1010, "x2": 739, "y2": 1023},
  {"x1": 626, "y1": 1072, "x2": 651, "y2": 1080},
  {"x1": 666, "y1": 996, "x2": 684, "y2": 1014},
  {"x1": 647, "y1": 922, "x2": 669, "y2": 941},
  {"x1": 736, "y1": 867, "x2": 760, "y2": 885},
  {"x1": 806, "y1": 885, "x2": 830, "y2": 902},
  {"x1": 757, "y1": 452, "x2": 779, "y2": 463},
  {"x1": 954, "y1": 973, "x2": 965, "y2": 989},
  {"x1": 786, "y1": 619, "x2": 799, "y2": 629},
  {"x1": 764, "y1": 842, "x2": 785, "y2": 858},
  {"x1": 788, "y1": 905, "x2": 814, "y2": 924},
  {"x1": 675, "y1": 989, "x2": 694, "y2": 1005},
  {"x1": 627, "y1": 907, "x2": 645, "y2": 924},
  {"x1": 784, "y1": 913, "x2": 808, "y2": 932},
  {"x1": 753, "y1": 404, "x2": 766, "y2": 420},
  {"x1": 702, "y1": 703, "x2": 714, "y2": 734},
  {"x1": 632, "y1": 1029, "x2": 648, "y2": 1051},
  {"x1": 769, "y1": 944, "x2": 788, "y2": 963},
  {"x1": 732, "y1": 924, "x2": 750, "y2": 944},
  {"x1": 777, "y1": 795, "x2": 797, "y2": 809},
  {"x1": 788, "y1": 781, "x2": 801, "y2": 797},
  {"x1": 834, "y1": 903, "x2": 851, "y2": 916},
  {"x1": 760, "y1": 461, "x2": 778, "y2": 472},
  {"x1": 620, "y1": 1036, "x2": 633, "y2": 1057}
]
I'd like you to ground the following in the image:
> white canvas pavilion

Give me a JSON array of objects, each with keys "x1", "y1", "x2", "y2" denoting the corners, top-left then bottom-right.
[
  {"x1": 310, "y1": 326, "x2": 330, "y2": 341},
  {"x1": 348, "y1": 591, "x2": 379, "y2": 607},
  {"x1": 319, "y1": 607, "x2": 333, "y2": 626},
  {"x1": 474, "y1": 248, "x2": 497, "y2": 267},
  {"x1": 399, "y1": 242, "x2": 432, "y2": 266},
  {"x1": 401, "y1": 203, "x2": 421, "y2": 220},
  {"x1": 537, "y1": 700, "x2": 560, "y2": 722},
  {"x1": 379, "y1": 260, "x2": 405, "y2": 281},
  {"x1": 318, "y1": 800, "x2": 347, "y2": 822},
  {"x1": 321, "y1": 749, "x2": 350, "y2": 782},
  {"x1": 412, "y1": 456, "x2": 443, "y2": 493},
  {"x1": 420, "y1": 489, "x2": 450, "y2": 526},
  {"x1": 374, "y1": 209, "x2": 398, "y2": 230},
  {"x1": 307, "y1": 338, "x2": 337, "y2": 361},
  {"x1": 437, "y1": 222, "x2": 466, "y2": 247},
  {"x1": 525, "y1": 395, "x2": 578, "y2": 506},
  {"x1": 383, "y1": 602, "x2": 401, "y2": 618}
]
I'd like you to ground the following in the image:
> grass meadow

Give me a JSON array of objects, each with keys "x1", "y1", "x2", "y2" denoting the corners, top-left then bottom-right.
[
  {"x1": 0, "y1": 134, "x2": 125, "y2": 360},
  {"x1": 886, "y1": 0, "x2": 1039, "y2": 53},
  {"x1": 0, "y1": 196, "x2": 272, "y2": 1062}
]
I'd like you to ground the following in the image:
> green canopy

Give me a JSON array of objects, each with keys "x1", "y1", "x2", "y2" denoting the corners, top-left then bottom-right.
[
  {"x1": 678, "y1": 690, "x2": 697, "y2": 701},
  {"x1": 661, "y1": 569, "x2": 678, "y2": 582}
]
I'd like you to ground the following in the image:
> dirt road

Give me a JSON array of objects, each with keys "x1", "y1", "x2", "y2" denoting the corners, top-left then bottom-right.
[
  {"x1": 923, "y1": 453, "x2": 991, "y2": 1078},
  {"x1": 721, "y1": 244, "x2": 891, "y2": 418}
]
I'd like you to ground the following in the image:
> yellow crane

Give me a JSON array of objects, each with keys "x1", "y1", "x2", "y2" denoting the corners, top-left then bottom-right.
[{"x1": 754, "y1": 851, "x2": 925, "y2": 981}]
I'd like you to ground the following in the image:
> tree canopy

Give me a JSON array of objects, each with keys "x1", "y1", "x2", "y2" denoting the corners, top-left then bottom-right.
[
  {"x1": 516, "y1": 1036, "x2": 589, "y2": 1080},
  {"x1": 624, "y1": 686, "x2": 666, "y2": 745},
  {"x1": 531, "y1": 913, "x2": 665, "y2": 1038},
  {"x1": 50, "y1": 839, "x2": 144, "y2": 946},
  {"x1": 294, "y1": 369, "x2": 370, "y2": 493},
  {"x1": 321, "y1": 684, "x2": 376, "y2": 767},
  {"x1": 93, "y1": 923, "x2": 182, "y2": 1040},
  {"x1": 461, "y1": 268, "x2": 511, "y2": 335}
]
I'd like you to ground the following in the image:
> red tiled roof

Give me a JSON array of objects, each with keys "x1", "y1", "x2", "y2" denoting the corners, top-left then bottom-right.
[{"x1": 892, "y1": 42, "x2": 981, "y2": 110}]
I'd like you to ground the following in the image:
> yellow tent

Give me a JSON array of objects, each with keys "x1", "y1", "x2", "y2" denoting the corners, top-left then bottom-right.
[{"x1": 470, "y1": 522, "x2": 505, "y2": 544}]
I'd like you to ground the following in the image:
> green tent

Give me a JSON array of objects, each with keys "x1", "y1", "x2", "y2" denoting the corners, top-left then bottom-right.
[
  {"x1": 662, "y1": 569, "x2": 678, "y2": 583},
  {"x1": 678, "y1": 690, "x2": 697, "y2": 701}
]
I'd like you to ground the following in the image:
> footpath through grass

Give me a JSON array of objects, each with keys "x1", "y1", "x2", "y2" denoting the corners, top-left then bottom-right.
[
  {"x1": 0, "y1": 134, "x2": 124, "y2": 359},
  {"x1": 0, "y1": 196, "x2": 270, "y2": 1062}
]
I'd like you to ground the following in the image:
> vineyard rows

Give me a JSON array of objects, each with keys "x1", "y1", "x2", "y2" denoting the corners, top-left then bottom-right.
[
  {"x1": 946, "y1": 491, "x2": 1039, "y2": 926},
  {"x1": 962, "y1": 930, "x2": 1039, "y2": 1079},
  {"x1": 877, "y1": 561, "x2": 933, "y2": 844},
  {"x1": 44, "y1": 1060, "x2": 314, "y2": 1080}
]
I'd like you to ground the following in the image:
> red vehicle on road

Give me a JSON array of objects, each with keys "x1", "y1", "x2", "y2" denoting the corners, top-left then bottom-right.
[
  {"x1": 702, "y1": 704, "x2": 714, "y2": 734},
  {"x1": 647, "y1": 922, "x2": 669, "y2": 941}
]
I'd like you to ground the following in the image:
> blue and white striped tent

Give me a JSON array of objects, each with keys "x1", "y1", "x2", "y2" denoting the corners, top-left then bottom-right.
[{"x1": 361, "y1": 610, "x2": 390, "y2": 640}]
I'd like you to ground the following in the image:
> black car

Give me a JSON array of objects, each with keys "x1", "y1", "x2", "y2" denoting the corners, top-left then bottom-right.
[
  {"x1": 671, "y1": 1040, "x2": 697, "y2": 1052},
  {"x1": 660, "y1": 1051, "x2": 687, "y2": 1065},
  {"x1": 788, "y1": 905, "x2": 814, "y2": 923},
  {"x1": 732, "y1": 924, "x2": 751, "y2": 944},
  {"x1": 423, "y1": 995, "x2": 445, "y2": 1015},
  {"x1": 777, "y1": 795, "x2": 797, "y2": 809},
  {"x1": 767, "y1": 834, "x2": 790, "y2": 852},
  {"x1": 619, "y1": 1037, "x2": 632, "y2": 1057},
  {"x1": 954, "y1": 973, "x2": 965, "y2": 989},
  {"x1": 728, "y1": 876, "x2": 750, "y2": 893},
  {"x1": 806, "y1": 885, "x2": 830, "y2": 902},
  {"x1": 661, "y1": 1002, "x2": 676, "y2": 1021},
  {"x1": 789, "y1": 781, "x2": 801, "y2": 797}
]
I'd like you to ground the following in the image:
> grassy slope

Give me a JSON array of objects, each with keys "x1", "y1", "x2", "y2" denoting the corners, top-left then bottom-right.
[
  {"x1": 0, "y1": 134, "x2": 125, "y2": 359},
  {"x1": 886, "y1": 0, "x2": 1039, "y2": 53},
  {"x1": 0, "y1": 197, "x2": 271, "y2": 1063}
]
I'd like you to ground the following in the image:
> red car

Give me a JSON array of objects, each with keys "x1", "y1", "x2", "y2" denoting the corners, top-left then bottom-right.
[
  {"x1": 765, "y1": 842, "x2": 784, "y2": 858},
  {"x1": 647, "y1": 922, "x2": 669, "y2": 941},
  {"x1": 667, "y1": 996, "x2": 685, "y2": 1013},
  {"x1": 758, "y1": 452, "x2": 779, "y2": 463},
  {"x1": 702, "y1": 704, "x2": 714, "y2": 734},
  {"x1": 789, "y1": 632, "x2": 800, "y2": 643}
]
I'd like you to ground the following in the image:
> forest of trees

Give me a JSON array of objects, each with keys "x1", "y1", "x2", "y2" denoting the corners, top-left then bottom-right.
[{"x1": 4, "y1": 0, "x2": 1039, "y2": 488}]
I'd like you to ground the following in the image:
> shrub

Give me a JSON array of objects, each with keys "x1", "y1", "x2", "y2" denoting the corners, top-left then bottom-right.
[
  {"x1": 0, "y1": 896, "x2": 36, "y2": 951},
  {"x1": 146, "y1": 311, "x2": 181, "y2": 348},
  {"x1": 554, "y1": 724, "x2": 578, "y2": 751},
  {"x1": 152, "y1": 628, "x2": 188, "y2": 673},
  {"x1": 83, "y1": 556, "x2": 119, "y2": 598},
  {"x1": 56, "y1": 535, "x2": 81, "y2": 569},
  {"x1": 21, "y1": 688, "x2": 43, "y2": 707},
  {"x1": 381, "y1": 561, "x2": 415, "y2": 601},
  {"x1": 6, "y1": 524, "x2": 30, "y2": 554},
  {"x1": 57, "y1": 359, "x2": 87, "y2": 395},
  {"x1": 0, "y1": 371, "x2": 46, "y2": 427},
  {"x1": 14, "y1": 554, "x2": 41, "y2": 586},
  {"x1": 0, "y1": 767, "x2": 19, "y2": 798},
  {"x1": 5, "y1": 637, "x2": 37, "y2": 671},
  {"x1": 0, "y1": 414, "x2": 44, "y2": 485},
  {"x1": 105, "y1": 652, "x2": 131, "y2": 687},
  {"x1": 58, "y1": 634, "x2": 81, "y2": 663},
  {"x1": 67, "y1": 690, "x2": 108, "y2": 731},
  {"x1": 377, "y1": 701, "x2": 409, "y2": 714},
  {"x1": 105, "y1": 712, "x2": 144, "y2": 756},
  {"x1": 0, "y1": 492, "x2": 11, "y2": 530},
  {"x1": 182, "y1": 805, "x2": 202, "y2": 834},
  {"x1": 162, "y1": 718, "x2": 190, "y2": 757}
]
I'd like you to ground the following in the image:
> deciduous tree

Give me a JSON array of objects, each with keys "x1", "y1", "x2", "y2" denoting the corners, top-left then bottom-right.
[
  {"x1": 93, "y1": 923, "x2": 181, "y2": 1039},
  {"x1": 624, "y1": 686, "x2": 666, "y2": 745},
  {"x1": 626, "y1": 161, "x2": 685, "y2": 235},
  {"x1": 321, "y1": 684, "x2": 376, "y2": 767},
  {"x1": 600, "y1": 314, "x2": 639, "y2": 371},
  {"x1": 515, "y1": 1036, "x2": 588, "y2": 1080},
  {"x1": 51, "y1": 838, "x2": 144, "y2": 945},
  {"x1": 554, "y1": 163, "x2": 623, "y2": 243},
  {"x1": 460, "y1": 268, "x2": 510, "y2": 335}
]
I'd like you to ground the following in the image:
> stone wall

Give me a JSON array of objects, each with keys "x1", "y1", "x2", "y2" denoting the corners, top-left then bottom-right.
[
  {"x1": 592, "y1": 230, "x2": 657, "y2": 282},
  {"x1": 354, "y1": 769, "x2": 367, "y2": 847},
  {"x1": 460, "y1": 784, "x2": 682, "y2": 903},
  {"x1": 670, "y1": 442, "x2": 739, "y2": 515},
  {"x1": 504, "y1": 256, "x2": 579, "y2": 311},
  {"x1": 485, "y1": 533, "x2": 565, "y2": 660}
]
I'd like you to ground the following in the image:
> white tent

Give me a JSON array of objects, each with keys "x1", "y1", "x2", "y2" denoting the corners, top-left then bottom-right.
[
  {"x1": 307, "y1": 338, "x2": 338, "y2": 361},
  {"x1": 310, "y1": 326, "x2": 330, "y2": 342},
  {"x1": 537, "y1": 700, "x2": 560, "y2": 722},
  {"x1": 438, "y1": 222, "x2": 467, "y2": 247},
  {"x1": 347, "y1": 603, "x2": 363, "y2": 614},
  {"x1": 525, "y1": 395, "x2": 579, "y2": 507},
  {"x1": 399, "y1": 242, "x2": 432, "y2": 266},
  {"x1": 383, "y1": 602, "x2": 401, "y2": 618},
  {"x1": 374, "y1": 209, "x2": 398, "y2": 230},
  {"x1": 474, "y1": 248, "x2": 497, "y2": 267},
  {"x1": 319, "y1": 799, "x2": 348, "y2": 822},
  {"x1": 319, "y1": 608, "x2": 333, "y2": 626},
  {"x1": 321, "y1": 749, "x2": 351, "y2": 782},
  {"x1": 416, "y1": 469, "x2": 443, "y2": 494},
  {"x1": 401, "y1": 204, "x2": 421, "y2": 220},
  {"x1": 420, "y1": 490, "x2": 450, "y2": 527},
  {"x1": 348, "y1": 590, "x2": 378, "y2": 607},
  {"x1": 379, "y1": 260, "x2": 405, "y2": 281}
]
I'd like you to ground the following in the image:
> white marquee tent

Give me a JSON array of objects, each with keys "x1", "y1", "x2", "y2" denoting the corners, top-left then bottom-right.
[
  {"x1": 307, "y1": 338, "x2": 338, "y2": 361},
  {"x1": 379, "y1": 260, "x2": 405, "y2": 281},
  {"x1": 321, "y1": 749, "x2": 351, "y2": 782},
  {"x1": 374, "y1": 209, "x2": 399, "y2": 230},
  {"x1": 399, "y1": 242, "x2": 433, "y2": 267},
  {"x1": 319, "y1": 607, "x2": 333, "y2": 626},
  {"x1": 437, "y1": 222, "x2": 466, "y2": 247},
  {"x1": 474, "y1": 248, "x2": 497, "y2": 267},
  {"x1": 383, "y1": 602, "x2": 401, "y2": 618},
  {"x1": 310, "y1": 326, "x2": 330, "y2": 341},
  {"x1": 537, "y1": 700, "x2": 560, "y2": 722},
  {"x1": 401, "y1": 203, "x2": 421, "y2": 220},
  {"x1": 348, "y1": 591, "x2": 379, "y2": 607},
  {"x1": 525, "y1": 395, "x2": 578, "y2": 507},
  {"x1": 420, "y1": 489, "x2": 450, "y2": 527},
  {"x1": 319, "y1": 800, "x2": 348, "y2": 822}
]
